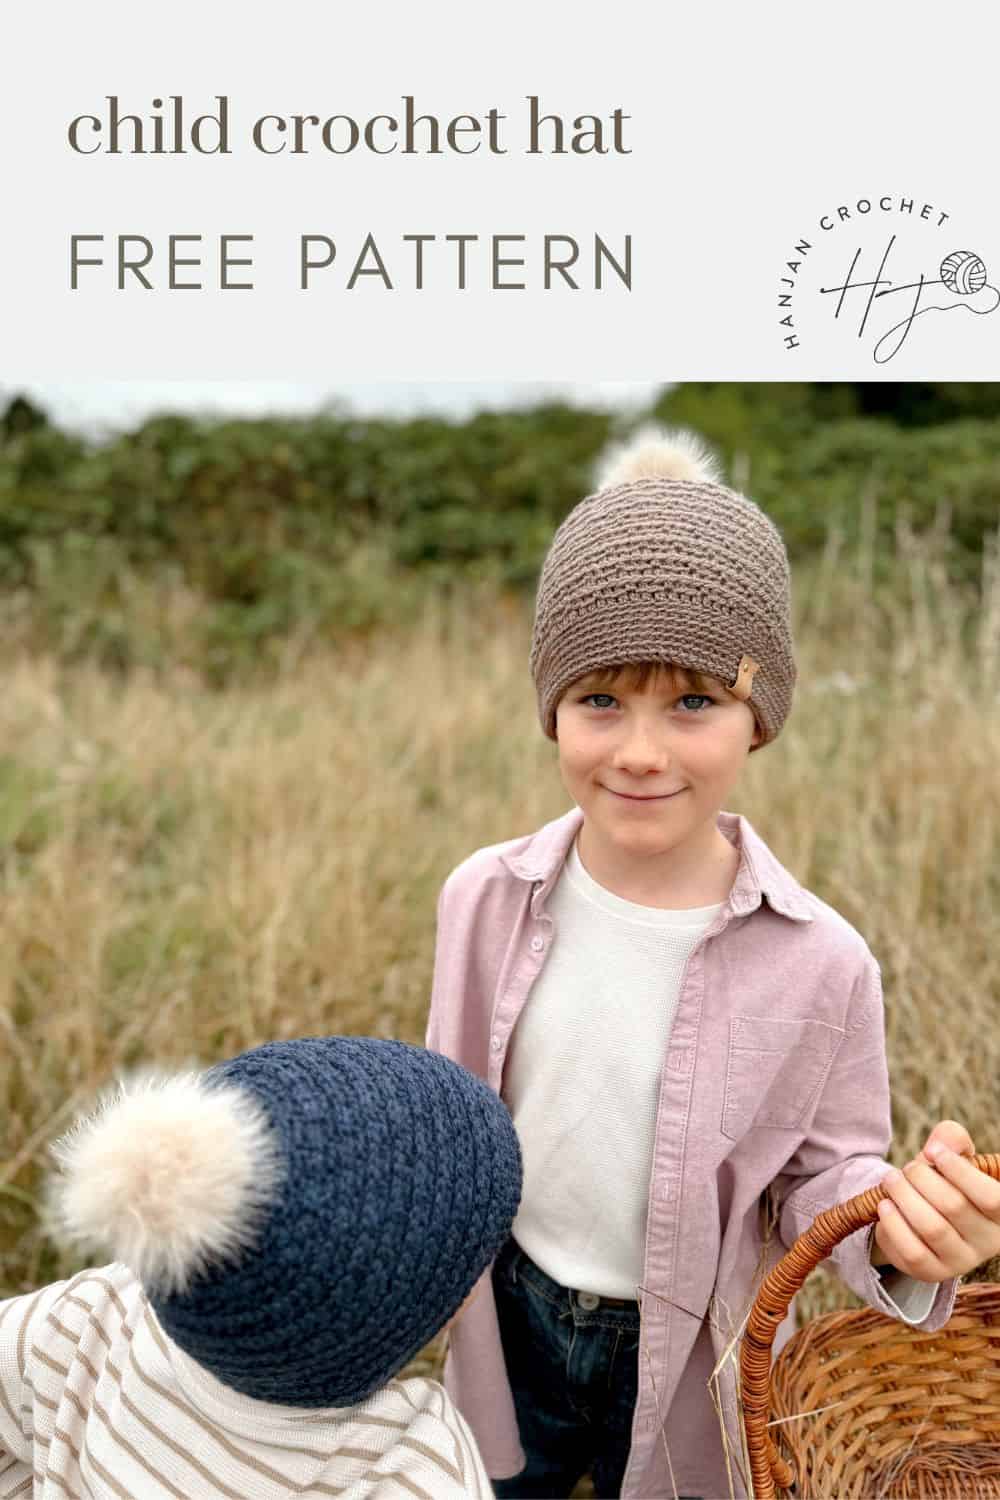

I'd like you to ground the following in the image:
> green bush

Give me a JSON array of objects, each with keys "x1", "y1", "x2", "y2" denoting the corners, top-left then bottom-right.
[
  {"x1": 652, "y1": 386, "x2": 1000, "y2": 581},
  {"x1": 1, "y1": 386, "x2": 997, "y2": 676}
]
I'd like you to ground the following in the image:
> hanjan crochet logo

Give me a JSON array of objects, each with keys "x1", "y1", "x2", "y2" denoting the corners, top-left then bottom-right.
[{"x1": 777, "y1": 195, "x2": 999, "y2": 363}]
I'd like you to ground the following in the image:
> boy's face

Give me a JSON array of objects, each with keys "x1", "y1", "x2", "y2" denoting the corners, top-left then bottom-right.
[{"x1": 554, "y1": 664, "x2": 760, "y2": 875}]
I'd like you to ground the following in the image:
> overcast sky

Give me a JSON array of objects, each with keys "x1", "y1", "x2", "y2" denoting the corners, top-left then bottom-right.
[{"x1": 4, "y1": 381, "x2": 664, "y2": 435}]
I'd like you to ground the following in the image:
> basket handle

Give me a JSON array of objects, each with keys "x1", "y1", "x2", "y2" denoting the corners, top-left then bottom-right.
[{"x1": 740, "y1": 1151, "x2": 1000, "y2": 1498}]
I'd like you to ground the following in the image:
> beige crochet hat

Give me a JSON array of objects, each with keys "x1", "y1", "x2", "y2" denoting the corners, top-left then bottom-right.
[{"x1": 529, "y1": 427, "x2": 796, "y2": 746}]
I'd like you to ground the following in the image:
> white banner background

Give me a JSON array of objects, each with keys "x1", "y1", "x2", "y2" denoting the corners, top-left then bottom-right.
[{"x1": 2, "y1": 1, "x2": 998, "y2": 378}]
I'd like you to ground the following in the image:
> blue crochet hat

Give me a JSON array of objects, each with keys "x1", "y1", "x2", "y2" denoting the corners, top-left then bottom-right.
[{"x1": 49, "y1": 1037, "x2": 522, "y2": 1407}]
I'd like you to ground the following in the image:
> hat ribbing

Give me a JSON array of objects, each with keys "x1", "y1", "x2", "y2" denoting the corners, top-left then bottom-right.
[{"x1": 530, "y1": 433, "x2": 796, "y2": 744}]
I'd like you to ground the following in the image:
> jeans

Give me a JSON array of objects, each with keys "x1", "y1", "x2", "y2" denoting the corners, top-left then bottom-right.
[{"x1": 491, "y1": 1239, "x2": 704, "y2": 1500}]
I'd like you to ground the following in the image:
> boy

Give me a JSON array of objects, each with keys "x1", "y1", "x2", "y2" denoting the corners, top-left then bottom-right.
[
  {"x1": 426, "y1": 429, "x2": 1000, "y2": 1499},
  {"x1": 0, "y1": 1035, "x2": 522, "y2": 1498}
]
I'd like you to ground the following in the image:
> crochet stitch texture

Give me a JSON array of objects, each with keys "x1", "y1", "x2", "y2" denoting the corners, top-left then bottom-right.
[
  {"x1": 530, "y1": 476, "x2": 796, "y2": 744},
  {"x1": 152, "y1": 1036, "x2": 522, "y2": 1407}
]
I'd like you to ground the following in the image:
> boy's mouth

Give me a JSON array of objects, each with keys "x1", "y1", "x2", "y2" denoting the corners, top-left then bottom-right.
[{"x1": 604, "y1": 786, "x2": 686, "y2": 802}]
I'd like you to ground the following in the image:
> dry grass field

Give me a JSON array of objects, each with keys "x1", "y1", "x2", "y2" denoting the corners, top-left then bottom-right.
[{"x1": 2, "y1": 524, "x2": 999, "y2": 1391}]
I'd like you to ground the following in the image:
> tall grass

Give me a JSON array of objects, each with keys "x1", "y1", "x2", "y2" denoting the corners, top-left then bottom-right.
[{"x1": 2, "y1": 523, "x2": 999, "y2": 1365}]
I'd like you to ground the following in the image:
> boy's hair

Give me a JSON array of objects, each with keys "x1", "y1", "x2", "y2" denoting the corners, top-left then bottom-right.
[
  {"x1": 570, "y1": 661, "x2": 727, "y2": 697},
  {"x1": 47, "y1": 1036, "x2": 522, "y2": 1409},
  {"x1": 530, "y1": 427, "x2": 796, "y2": 747}
]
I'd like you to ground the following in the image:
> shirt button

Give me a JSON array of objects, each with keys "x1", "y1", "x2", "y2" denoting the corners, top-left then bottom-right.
[
  {"x1": 530, "y1": 936, "x2": 545, "y2": 952},
  {"x1": 491, "y1": 1036, "x2": 502, "y2": 1051},
  {"x1": 577, "y1": 1292, "x2": 600, "y2": 1311}
]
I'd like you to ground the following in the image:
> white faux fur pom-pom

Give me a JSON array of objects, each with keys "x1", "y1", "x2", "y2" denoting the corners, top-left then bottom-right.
[
  {"x1": 48, "y1": 1073, "x2": 283, "y2": 1296},
  {"x1": 594, "y1": 424, "x2": 723, "y2": 491}
]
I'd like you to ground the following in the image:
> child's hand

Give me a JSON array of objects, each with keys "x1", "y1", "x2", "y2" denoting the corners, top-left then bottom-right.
[{"x1": 872, "y1": 1120, "x2": 1000, "y2": 1281}]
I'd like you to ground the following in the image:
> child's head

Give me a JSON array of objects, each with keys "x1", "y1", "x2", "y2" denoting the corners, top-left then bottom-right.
[
  {"x1": 48, "y1": 1036, "x2": 522, "y2": 1408},
  {"x1": 530, "y1": 427, "x2": 796, "y2": 751}
]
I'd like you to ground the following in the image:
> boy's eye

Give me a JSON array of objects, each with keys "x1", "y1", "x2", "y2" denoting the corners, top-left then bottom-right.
[{"x1": 579, "y1": 691, "x2": 715, "y2": 711}]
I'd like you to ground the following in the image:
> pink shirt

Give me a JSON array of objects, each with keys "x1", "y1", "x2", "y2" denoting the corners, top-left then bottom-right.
[{"x1": 426, "y1": 807, "x2": 956, "y2": 1500}]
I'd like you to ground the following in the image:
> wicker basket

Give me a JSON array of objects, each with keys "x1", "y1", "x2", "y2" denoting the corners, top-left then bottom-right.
[{"x1": 740, "y1": 1153, "x2": 1000, "y2": 1498}]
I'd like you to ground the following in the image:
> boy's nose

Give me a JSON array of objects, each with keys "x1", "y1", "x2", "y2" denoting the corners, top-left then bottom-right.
[{"x1": 611, "y1": 722, "x2": 670, "y2": 775}]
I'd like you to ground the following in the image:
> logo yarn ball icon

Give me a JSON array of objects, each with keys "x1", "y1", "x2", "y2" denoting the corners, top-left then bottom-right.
[{"x1": 940, "y1": 250, "x2": 987, "y2": 295}]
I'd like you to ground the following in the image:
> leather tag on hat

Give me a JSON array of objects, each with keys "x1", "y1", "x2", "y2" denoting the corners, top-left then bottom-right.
[{"x1": 730, "y1": 655, "x2": 759, "y2": 701}]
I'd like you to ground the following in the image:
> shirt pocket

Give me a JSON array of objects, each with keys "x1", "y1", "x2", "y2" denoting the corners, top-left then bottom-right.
[{"x1": 721, "y1": 1016, "x2": 843, "y2": 1141}]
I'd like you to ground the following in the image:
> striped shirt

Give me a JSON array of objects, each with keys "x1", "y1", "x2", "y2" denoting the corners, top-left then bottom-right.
[{"x1": 0, "y1": 1265, "x2": 489, "y2": 1499}]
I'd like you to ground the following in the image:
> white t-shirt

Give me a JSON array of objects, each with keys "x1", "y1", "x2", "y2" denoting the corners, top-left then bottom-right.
[
  {"x1": 502, "y1": 838, "x2": 937, "y2": 1324},
  {"x1": 503, "y1": 838, "x2": 721, "y2": 1299}
]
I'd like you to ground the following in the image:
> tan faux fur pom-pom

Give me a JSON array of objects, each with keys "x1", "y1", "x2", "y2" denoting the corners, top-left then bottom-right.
[
  {"x1": 594, "y1": 423, "x2": 723, "y2": 491},
  {"x1": 48, "y1": 1072, "x2": 283, "y2": 1295}
]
